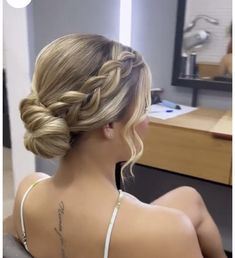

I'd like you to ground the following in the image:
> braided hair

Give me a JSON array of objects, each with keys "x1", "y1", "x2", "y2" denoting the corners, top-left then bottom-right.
[{"x1": 20, "y1": 34, "x2": 151, "y2": 176}]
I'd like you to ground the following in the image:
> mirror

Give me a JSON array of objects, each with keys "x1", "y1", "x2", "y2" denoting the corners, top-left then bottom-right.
[{"x1": 172, "y1": 0, "x2": 232, "y2": 105}]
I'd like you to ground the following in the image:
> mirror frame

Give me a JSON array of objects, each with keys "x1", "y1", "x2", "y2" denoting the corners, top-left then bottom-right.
[{"x1": 172, "y1": 0, "x2": 232, "y2": 105}]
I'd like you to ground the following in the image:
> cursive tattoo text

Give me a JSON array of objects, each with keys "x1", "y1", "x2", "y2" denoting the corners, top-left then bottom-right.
[{"x1": 54, "y1": 201, "x2": 67, "y2": 258}]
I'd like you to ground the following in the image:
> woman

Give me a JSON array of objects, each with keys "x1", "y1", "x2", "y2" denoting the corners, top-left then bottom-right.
[{"x1": 11, "y1": 34, "x2": 226, "y2": 258}]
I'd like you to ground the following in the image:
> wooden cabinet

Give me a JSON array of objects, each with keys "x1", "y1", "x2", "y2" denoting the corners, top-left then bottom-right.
[{"x1": 138, "y1": 109, "x2": 232, "y2": 185}]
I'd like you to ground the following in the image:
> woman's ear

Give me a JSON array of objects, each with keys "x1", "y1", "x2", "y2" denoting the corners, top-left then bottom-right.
[{"x1": 103, "y1": 123, "x2": 115, "y2": 139}]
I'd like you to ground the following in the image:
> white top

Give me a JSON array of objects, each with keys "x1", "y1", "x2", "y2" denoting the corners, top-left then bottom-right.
[{"x1": 20, "y1": 178, "x2": 124, "y2": 258}]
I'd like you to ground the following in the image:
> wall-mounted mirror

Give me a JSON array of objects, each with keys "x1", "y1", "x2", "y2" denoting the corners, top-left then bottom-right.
[{"x1": 172, "y1": 0, "x2": 232, "y2": 106}]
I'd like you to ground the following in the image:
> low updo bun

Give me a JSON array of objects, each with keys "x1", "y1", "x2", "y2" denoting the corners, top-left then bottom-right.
[{"x1": 20, "y1": 96, "x2": 71, "y2": 159}]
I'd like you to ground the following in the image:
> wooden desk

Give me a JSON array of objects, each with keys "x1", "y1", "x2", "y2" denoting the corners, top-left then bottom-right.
[
  {"x1": 138, "y1": 108, "x2": 232, "y2": 185},
  {"x1": 210, "y1": 111, "x2": 232, "y2": 140}
]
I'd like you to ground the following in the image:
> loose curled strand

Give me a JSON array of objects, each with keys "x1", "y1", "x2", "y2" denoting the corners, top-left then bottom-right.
[{"x1": 120, "y1": 63, "x2": 152, "y2": 180}]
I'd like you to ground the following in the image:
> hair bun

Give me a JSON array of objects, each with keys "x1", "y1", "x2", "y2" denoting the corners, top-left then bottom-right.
[{"x1": 20, "y1": 96, "x2": 71, "y2": 159}]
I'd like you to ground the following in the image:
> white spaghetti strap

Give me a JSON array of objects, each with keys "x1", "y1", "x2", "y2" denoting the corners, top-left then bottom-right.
[
  {"x1": 103, "y1": 190, "x2": 123, "y2": 258},
  {"x1": 20, "y1": 177, "x2": 49, "y2": 251}
]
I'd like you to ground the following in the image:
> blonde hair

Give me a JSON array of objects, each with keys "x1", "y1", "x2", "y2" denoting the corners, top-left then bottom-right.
[{"x1": 20, "y1": 34, "x2": 151, "y2": 179}]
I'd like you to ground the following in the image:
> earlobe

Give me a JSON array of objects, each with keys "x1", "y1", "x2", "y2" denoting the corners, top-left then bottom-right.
[
  {"x1": 106, "y1": 131, "x2": 114, "y2": 139},
  {"x1": 103, "y1": 123, "x2": 114, "y2": 139}
]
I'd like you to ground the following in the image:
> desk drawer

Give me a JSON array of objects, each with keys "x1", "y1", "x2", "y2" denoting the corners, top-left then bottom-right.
[{"x1": 139, "y1": 123, "x2": 232, "y2": 184}]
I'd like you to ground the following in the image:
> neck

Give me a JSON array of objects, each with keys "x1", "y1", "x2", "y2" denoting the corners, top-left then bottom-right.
[{"x1": 53, "y1": 137, "x2": 120, "y2": 193}]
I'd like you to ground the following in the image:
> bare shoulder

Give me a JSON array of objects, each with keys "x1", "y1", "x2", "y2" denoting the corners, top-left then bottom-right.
[
  {"x1": 149, "y1": 207, "x2": 203, "y2": 258},
  {"x1": 14, "y1": 172, "x2": 50, "y2": 207},
  {"x1": 12, "y1": 172, "x2": 50, "y2": 239},
  {"x1": 16, "y1": 172, "x2": 50, "y2": 194},
  {"x1": 121, "y1": 192, "x2": 203, "y2": 258}
]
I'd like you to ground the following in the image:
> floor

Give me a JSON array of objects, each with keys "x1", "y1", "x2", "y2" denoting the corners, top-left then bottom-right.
[{"x1": 3, "y1": 147, "x2": 14, "y2": 219}]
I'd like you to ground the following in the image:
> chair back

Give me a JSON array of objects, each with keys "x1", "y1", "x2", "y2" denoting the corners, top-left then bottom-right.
[{"x1": 3, "y1": 234, "x2": 33, "y2": 258}]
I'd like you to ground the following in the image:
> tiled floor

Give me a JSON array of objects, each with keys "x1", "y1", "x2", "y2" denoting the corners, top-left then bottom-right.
[{"x1": 3, "y1": 147, "x2": 14, "y2": 219}]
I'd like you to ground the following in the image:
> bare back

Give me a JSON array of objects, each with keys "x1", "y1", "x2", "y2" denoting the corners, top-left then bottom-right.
[{"x1": 13, "y1": 173, "x2": 203, "y2": 258}]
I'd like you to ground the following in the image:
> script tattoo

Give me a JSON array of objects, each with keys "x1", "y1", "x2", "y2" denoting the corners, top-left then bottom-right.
[{"x1": 54, "y1": 201, "x2": 67, "y2": 258}]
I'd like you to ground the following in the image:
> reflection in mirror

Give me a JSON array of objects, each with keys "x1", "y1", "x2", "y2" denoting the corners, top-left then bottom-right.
[{"x1": 180, "y1": 0, "x2": 232, "y2": 82}]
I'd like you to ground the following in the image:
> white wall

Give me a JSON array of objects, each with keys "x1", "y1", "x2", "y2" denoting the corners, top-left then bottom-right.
[
  {"x1": 28, "y1": 0, "x2": 120, "y2": 67},
  {"x1": 3, "y1": 0, "x2": 35, "y2": 193}
]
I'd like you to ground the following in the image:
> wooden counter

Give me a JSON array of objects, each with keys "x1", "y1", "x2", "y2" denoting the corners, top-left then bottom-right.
[{"x1": 138, "y1": 108, "x2": 232, "y2": 185}]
